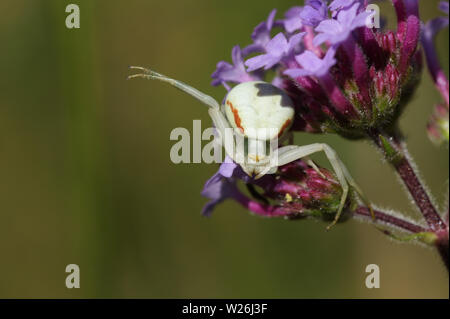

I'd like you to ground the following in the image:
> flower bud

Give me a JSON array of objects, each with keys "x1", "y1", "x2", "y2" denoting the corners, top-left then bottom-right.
[{"x1": 263, "y1": 160, "x2": 357, "y2": 222}]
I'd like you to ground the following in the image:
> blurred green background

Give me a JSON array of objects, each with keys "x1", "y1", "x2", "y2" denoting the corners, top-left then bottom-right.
[{"x1": 0, "y1": 0, "x2": 448, "y2": 298}]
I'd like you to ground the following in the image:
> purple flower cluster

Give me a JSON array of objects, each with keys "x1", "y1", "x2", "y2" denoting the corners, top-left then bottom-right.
[
  {"x1": 204, "y1": 0, "x2": 427, "y2": 217},
  {"x1": 211, "y1": 0, "x2": 422, "y2": 138}
]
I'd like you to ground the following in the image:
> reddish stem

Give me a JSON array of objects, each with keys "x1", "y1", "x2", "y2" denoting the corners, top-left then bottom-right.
[
  {"x1": 394, "y1": 156, "x2": 446, "y2": 231},
  {"x1": 353, "y1": 206, "x2": 426, "y2": 233},
  {"x1": 370, "y1": 131, "x2": 449, "y2": 270},
  {"x1": 370, "y1": 132, "x2": 445, "y2": 231}
]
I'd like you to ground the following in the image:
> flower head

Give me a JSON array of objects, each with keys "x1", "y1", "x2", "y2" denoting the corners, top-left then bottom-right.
[
  {"x1": 267, "y1": 160, "x2": 357, "y2": 221},
  {"x1": 201, "y1": 158, "x2": 356, "y2": 222},
  {"x1": 211, "y1": 0, "x2": 423, "y2": 138}
]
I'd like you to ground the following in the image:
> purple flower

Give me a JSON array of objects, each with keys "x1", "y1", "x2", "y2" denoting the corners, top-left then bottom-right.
[
  {"x1": 284, "y1": 47, "x2": 336, "y2": 78},
  {"x1": 200, "y1": 158, "x2": 243, "y2": 216},
  {"x1": 300, "y1": 0, "x2": 329, "y2": 27},
  {"x1": 211, "y1": 45, "x2": 255, "y2": 89},
  {"x1": 421, "y1": 1, "x2": 448, "y2": 75},
  {"x1": 421, "y1": 1, "x2": 449, "y2": 142},
  {"x1": 243, "y1": 9, "x2": 278, "y2": 55},
  {"x1": 313, "y1": 3, "x2": 372, "y2": 46},
  {"x1": 245, "y1": 32, "x2": 305, "y2": 72},
  {"x1": 422, "y1": 9, "x2": 449, "y2": 46},
  {"x1": 283, "y1": 6, "x2": 304, "y2": 33},
  {"x1": 211, "y1": 1, "x2": 423, "y2": 140},
  {"x1": 440, "y1": 1, "x2": 449, "y2": 14},
  {"x1": 201, "y1": 157, "x2": 286, "y2": 217}
]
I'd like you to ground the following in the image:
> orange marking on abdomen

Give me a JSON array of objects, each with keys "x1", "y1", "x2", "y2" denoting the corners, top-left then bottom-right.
[
  {"x1": 226, "y1": 100, "x2": 244, "y2": 134},
  {"x1": 278, "y1": 119, "x2": 292, "y2": 137}
]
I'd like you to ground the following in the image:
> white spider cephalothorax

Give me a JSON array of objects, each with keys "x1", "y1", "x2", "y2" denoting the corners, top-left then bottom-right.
[{"x1": 128, "y1": 67, "x2": 373, "y2": 228}]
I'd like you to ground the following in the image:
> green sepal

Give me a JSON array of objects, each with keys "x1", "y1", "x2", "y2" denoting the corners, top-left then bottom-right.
[
  {"x1": 385, "y1": 230, "x2": 438, "y2": 246},
  {"x1": 379, "y1": 134, "x2": 403, "y2": 165}
]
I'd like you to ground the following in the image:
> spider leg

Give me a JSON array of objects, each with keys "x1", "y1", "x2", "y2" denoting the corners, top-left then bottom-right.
[
  {"x1": 250, "y1": 145, "x2": 294, "y2": 179},
  {"x1": 275, "y1": 143, "x2": 371, "y2": 229},
  {"x1": 305, "y1": 157, "x2": 326, "y2": 179},
  {"x1": 128, "y1": 67, "x2": 247, "y2": 166},
  {"x1": 128, "y1": 66, "x2": 220, "y2": 109},
  {"x1": 323, "y1": 146, "x2": 375, "y2": 221}
]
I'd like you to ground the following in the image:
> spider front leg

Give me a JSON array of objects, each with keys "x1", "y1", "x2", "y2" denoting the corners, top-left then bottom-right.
[
  {"x1": 274, "y1": 143, "x2": 374, "y2": 230},
  {"x1": 278, "y1": 133, "x2": 326, "y2": 176},
  {"x1": 128, "y1": 66, "x2": 244, "y2": 165},
  {"x1": 128, "y1": 66, "x2": 220, "y2": 109}
]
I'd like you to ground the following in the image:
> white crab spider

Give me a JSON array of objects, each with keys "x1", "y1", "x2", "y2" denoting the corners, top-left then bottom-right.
[{"x1": 128, "y1": 67, "x2": 373, "y2": 228}]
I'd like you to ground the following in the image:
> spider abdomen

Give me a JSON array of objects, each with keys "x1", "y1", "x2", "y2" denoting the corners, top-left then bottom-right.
[{"x1": 224, "y1": 81, "x2": 295, "y2": 141}]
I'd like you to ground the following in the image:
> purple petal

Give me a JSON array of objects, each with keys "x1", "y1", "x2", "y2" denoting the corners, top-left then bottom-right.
[
  {"x1": 337, "y1": 2, "x2": 359, "y2": 25},
  {"x1": 284, "y1": 18, "x2": 304, "y2": 33},
  {"x1": 440, "y1": 1, "x2": 449, "y2": 15},
  {"x1": 267, "y1": 9, "x2": 277, "y2": 30},
  {"x1": 284, "y1": 68, "x2": 313, "y2": 78},
  {"x1": 245, "y1": 54, "x2": 271, "y2": 72},
  {"x1": 201, "y1": 168, "x2": 240, "y2": 217},
  {"x1": 313, "y1": 2, "x2": 371, "y2": 47},
  {"x1": 231, "y1": 45, "x2": 245, "y2": 68},
  {"x1": 288, "y1": 32, "x2": 306, "y2": 52},
  {"x1": 288, "y1": 47, "x2": 336, "y2": 78},
  {"x1": 245, "y1": 32, "x2": 303, "y2": 72},
  {"x1": 251, "y1": 9, "x2": 277, "y2": 47},
  {"x1": 351, "y1": 10, "x2": 374, "y2": 29},
  {"x1": 312, "y1": 31, "x2": 332, "y2": 46},
  {"x1": 242, "y1": 43, "x2": 264, "y2": 56},
  {"x1": 284, "y1": 6, "x2": 303, "y2": 33},
  {"x1": 329, "y1": 0, "x2": 353, "y2": 8},
  {"x1": 201, "y1": 173, "x2": 228, "y2": 217},
  {"x1": 218, "y1": 157, "x2": 239, "y2": 178},
  {"x1": 296, "y1": 50, "x2": 323, "y2": 71},
  {"x1": 329, "y1": 0, "x2": 357, "y2": 12},
  {"x1": 300, "y1": 0, "x2": 328, "y2": 27},
  {"x1": 211, "y1": 45, "x2": 254, "y2": 86},
  {"x1": 266, "y1": 33, "x2": 289, "y2": 55},
  {"x1": 285, "y1": 6, "x2": 303, "y2": 19},
  {"x1": 423, "y1": 17, "x2": 449, "y2": 41},
  {"x1": 315, "y1": 19, "x2": 342, "y2": 35}
]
